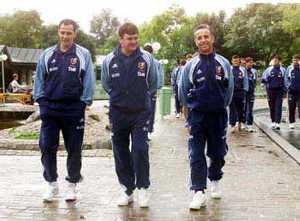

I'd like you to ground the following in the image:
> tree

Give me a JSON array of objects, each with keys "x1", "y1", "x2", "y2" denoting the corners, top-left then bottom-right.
[
  {"x1": 224, "y1": 3, "x2": 294, "y2": 66},
  {"x1": 90, "y1": 9, "x2": 120, "y2": 45},
  {"x1": 0, "y1": 10, "x2": 43, "y2": 48}
]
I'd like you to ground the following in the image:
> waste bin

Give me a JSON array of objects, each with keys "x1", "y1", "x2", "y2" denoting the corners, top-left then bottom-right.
[{"x1": 159, "y1": 86, "x2": 172, "y2": 117}]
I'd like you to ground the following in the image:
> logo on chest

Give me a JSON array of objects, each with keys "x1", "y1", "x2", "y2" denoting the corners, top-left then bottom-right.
[
  {"x1": 70, "y1": 58, "x2": 78, "y2": 65},
  {"x1": 49, "y1": 67, "x2": 58, "y2": 72},
  {"x1": 137, "y1": 62, "x2": 146, "y2": 77},
  {"x1": 216, "y1": 66, "x2": 223, "y2": 80}
]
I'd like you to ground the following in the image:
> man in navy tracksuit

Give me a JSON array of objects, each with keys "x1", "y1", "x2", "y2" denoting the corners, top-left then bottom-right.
[
  {"x1": 33, "y1": 19, "x2": 95, "y2": 202},
  {"x1": 143, "y1": 44, "x2": 164, "y2": 139},
  {"x1": 244, "y1": 57, "x2": 257, "y2": 132},
  {"x1": 171, "y1": 59, "x2": 186, "y2": 118},
  {"x1": 101, "y1": 23, "x2": 157, "y2": 208},
  {"x1": 229, "y1": 55, "x2": 249, "y2": 133},
  {"x1": 285, "y1": 54, "x2": 300, "y2": 129},
  {"x1": 262, "y1": 54, "x2": 286, "y2": 130},
  {"x1": 180, "y1": 24, "x2": 233, "y2": 210}
]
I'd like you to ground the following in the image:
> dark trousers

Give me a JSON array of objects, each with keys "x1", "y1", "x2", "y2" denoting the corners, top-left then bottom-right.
[
  {"x1": 229, "y1": 95, "x2": 245, "y2": 126},
  {"x1": 109, "y1": 107, "x2": 151, "y2": 195},
  {"x1": 148, "y1": 93, "x2": 157, "y2": 133},
  {"x1": 174, "y1": 85, "x2": 182, "y2": 114},
  {"x1": 39, "y1": 111, "x2": 85, "y2": 183},
  {"x1": 188, "y1": 110, "x2": 228, "y2": 191},
  {"x1": 288, "y1": 92, "x2": 300, "y2": 123},
  {"x1": 245, "y1": 92, "x2": 255, "y2": 125},
  {"x1": 267, "y1": 89, "x2": 284, "y2": 123}
]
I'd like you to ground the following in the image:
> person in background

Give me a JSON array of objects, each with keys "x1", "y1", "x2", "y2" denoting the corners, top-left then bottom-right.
[
  {"x1": 244, "y1": 57, "x2": 257, "y2": 132},
  {"x1": 9, "y1": 73, "x2": 28, "y2": 93},
  {"x1": 262, "y1": 54, "x2": 286, "y2": 130},
  {"x1": 143, "y1": 44, "x2": 164, "y2": 139},
  {"x1": 229, "y1": 55, "x2": 249, "y2": 133},
  {"x1": 171, "y1": 59, "x2": 186, "y2": 118},
  {"x1": 285, "y1": 54, "x2": 300, "y2": 129}
]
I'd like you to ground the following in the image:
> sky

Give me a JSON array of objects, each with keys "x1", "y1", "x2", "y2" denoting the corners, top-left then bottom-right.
[{"x1": 0, "y1": 0, "x2": 299, "y2": 33}]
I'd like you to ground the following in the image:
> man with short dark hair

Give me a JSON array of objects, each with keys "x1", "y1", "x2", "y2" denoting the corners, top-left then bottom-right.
[
  {"x1": 262, "y1": 54, "x2": 286, "y2": 130},
  {"x1": 171, "y1": 59, "x2": 186, "y2": 118},
  {"x1": 180, "y1": 24, "x2": 233, "y2": 210},
  {"x1": 102, "y1": 22, "x2": 157, "y2": 208},
  {"x1": 229, "y1": 55, "x2": 249, "y2": 133},
  {"x1": 285, "y1": 54, "x2": 300, "y2": 129},
  {"x1": 244, "y1": 57, "x2": 257, "y2": 132},
  {"x1": 143, "y1": 44, "x2": 164, "y2": 139},
  {"x1": 33, "y1": 19, "x2": 95, "y2": 202}
]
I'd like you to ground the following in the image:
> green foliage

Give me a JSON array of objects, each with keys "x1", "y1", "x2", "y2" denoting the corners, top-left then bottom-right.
[
  {"x1": 9, "y1": 127, "x2": 39, "y2": 140},
  {"x1": 90, "y1": 8, "x2": 120, "y2": 45},
  {"x1": 1, "y1": 3, "x2": 300, "y2": 75},
  {"x1": 0, "y1": 10, "x2": 43, "y2": 48},
  {"x1": 224, "y1": 3, "x2": 298, "y2": 66}
]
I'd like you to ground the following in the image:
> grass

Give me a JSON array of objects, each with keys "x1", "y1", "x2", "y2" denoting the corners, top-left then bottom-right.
[{"x1": 8, "y1": 127, "x2": 39, "y2": 140}]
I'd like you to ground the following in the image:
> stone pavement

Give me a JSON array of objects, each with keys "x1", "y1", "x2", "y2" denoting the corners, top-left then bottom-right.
[{"x1": 0, "y1": 100, "x2": 300, "y2": 220}]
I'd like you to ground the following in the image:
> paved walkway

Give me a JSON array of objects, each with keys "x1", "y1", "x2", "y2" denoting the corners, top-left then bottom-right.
[{"x1": 0, "y1": 99, "x2": 299, "y2": 220}]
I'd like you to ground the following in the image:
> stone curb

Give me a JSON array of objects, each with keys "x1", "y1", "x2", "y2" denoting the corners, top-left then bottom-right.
[{"x1": 253, "y1": 108, "x2": 300, "y2": 165}]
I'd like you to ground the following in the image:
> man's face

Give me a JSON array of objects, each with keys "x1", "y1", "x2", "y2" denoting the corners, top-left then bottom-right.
[
  {"x1": 246, "y1": 60, "x2": 253, "y2": 68},
  {"x1": 120, "y1": 33, "x2": 139, "y2": 53},
  {"x1": 232, "y1": 58, "x2": 240, "y2": 66},
  {"x1": 58, "y1": 24, "x2": 76, "y2": 49},
  {"x1": 194, "y1": 28, "x2": 214, "y2": 55},
  {"x1": 240, "y1": 59, "x2": 246, "y2": 67},
  {"x1": 292, "y1": 58, "x2": 300, "y2": 66},
  {"x1": 272, "y1": 58, "x2": 280, "y2": 66}
]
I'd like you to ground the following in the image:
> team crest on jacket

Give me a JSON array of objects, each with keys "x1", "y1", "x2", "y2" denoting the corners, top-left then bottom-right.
[
  {"x1": 70, "y1": 58, "x2": 78, "y2": 65},
  {"x1": 138, "y1": 62, "x2": 145, "y2": 72},
  {"x1": 216, "y1": 66, "x2": 222, "y2": 76}
]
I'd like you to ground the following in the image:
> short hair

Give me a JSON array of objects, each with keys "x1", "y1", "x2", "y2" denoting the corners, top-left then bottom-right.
[
  {"x1": 180, "y1": 59, "x2": 186, "y2": 66},
  {"x1": 293, "y1": 54, "x2": 300, "y2": 60},
  {"x1": 118, "y1": 22, "x2": 139, "y2": 38},
  {"x1": 271, "y1": 53, "x2": 281, "y2": 60},
  {"x1": 13, "y1": 73, "x2": 18, "y2": 79},
  {"x1": 143, "y1": 44, "x2": 153, "y2": 54},
  {"x1": 245, "y1": 57, "x2": 253, "y2": 63},
  {"x1": 58, "y1": 19, "x2": 79, "y2": 32},
  {"x1": 232, "y1": 55, "x2": 240, "y2": 60},
  {"x1": 194, "y1": 24, "x2": 214, "y2": 37}
]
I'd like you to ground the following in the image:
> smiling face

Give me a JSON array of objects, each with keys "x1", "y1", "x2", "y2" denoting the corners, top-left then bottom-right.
[
  {"x1": 120, "y1": 33, "x2": 139, "y2": 55},
  {"x1": 194, "y1": 28, "x2": 214, "y2": 55},
  {"x1": 232, "y1": 58, "x2": 241, "y2": 67},
  {"x1": 58, "y1": 23, "x2": 77, "y2": 51}
]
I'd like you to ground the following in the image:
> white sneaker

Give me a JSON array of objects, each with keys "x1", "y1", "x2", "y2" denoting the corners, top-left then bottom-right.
[
  {"x1": 211, "y1": 181, "x2": 222, "y2": 199},
  {"x1": 43, "y1": 182, "x2": 59, "y2": 202},
  {"x1": 189, "y1": 191, "x2": 207, "y2": 210},
  {"x1": 176, "y1": 113, "x2": 180, "y2": 118},
  {"x1": 117, "y1": 191, "x2": 134, "y2": 206},
  {"x1": 65, "y1": 183, "x2": 77, "y2": 202},
  {"x1": 289, "y1": 123, "x2": 295, "y2": 129},
  {"x1": 240, "y1": 123, "x2": 246, "y2": 131},
  {"x1": 271, "y1": 122, "x2": 276, "y2": 129},
  {"x1": 148, "y1": 133, "x2": 152, "y2": 141},
  {"x1": 275, "y1": 123, "x2": 280, "y2": 130},
  {"x1": 137, "y1": 188, "x2": 149, "y2": 208},
  {"x1": 246, "y1": 125, "x2": 254, "y2": 132}
]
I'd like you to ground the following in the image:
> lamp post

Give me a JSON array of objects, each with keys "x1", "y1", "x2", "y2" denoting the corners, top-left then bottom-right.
[{"x1": 0, "y1": 54, "x2": 8, "y2": 105}]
